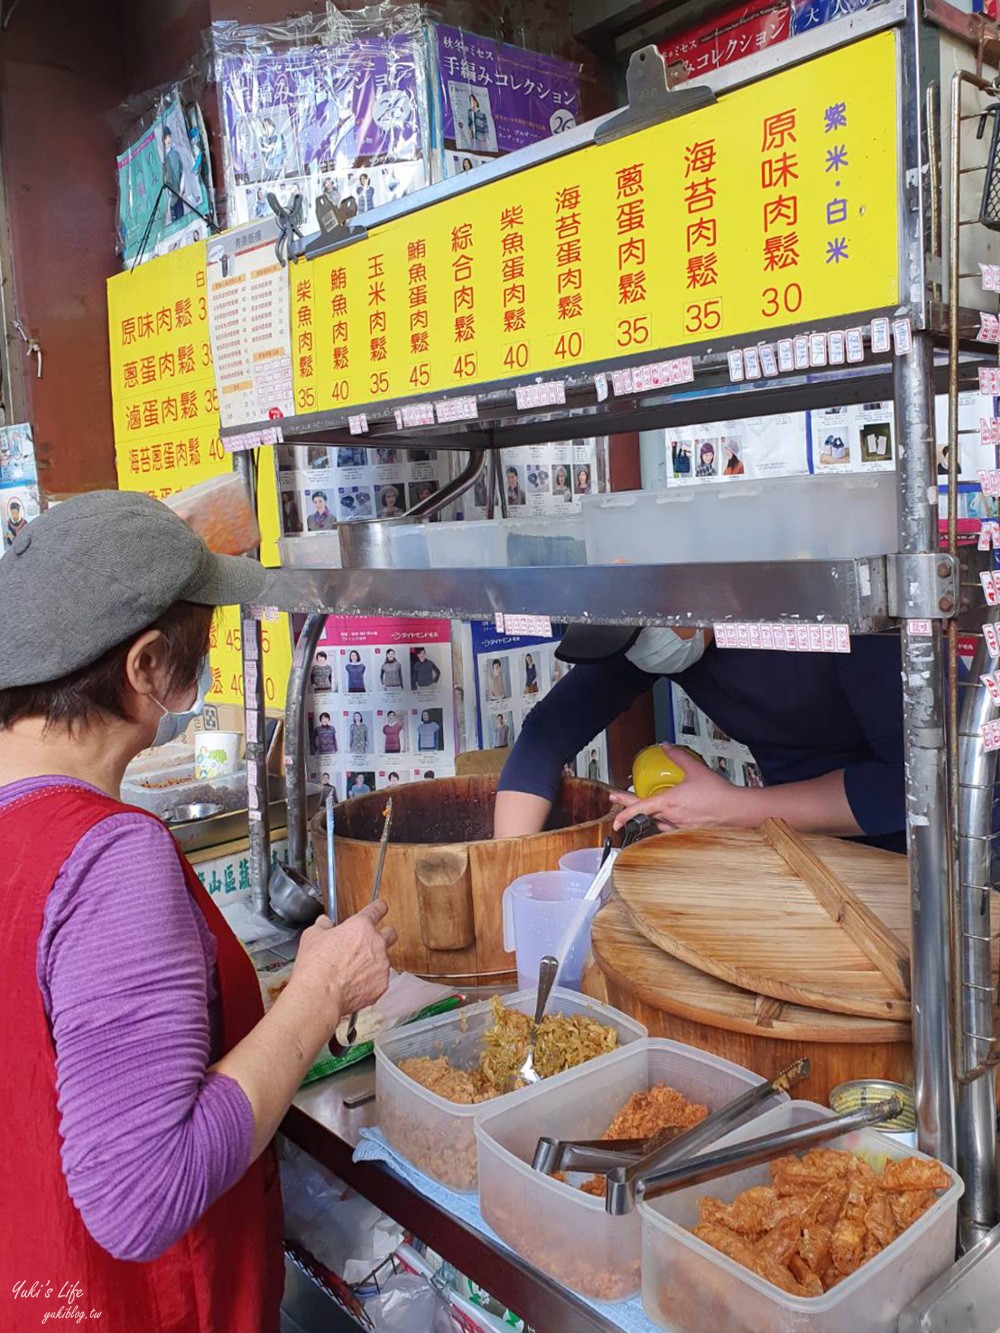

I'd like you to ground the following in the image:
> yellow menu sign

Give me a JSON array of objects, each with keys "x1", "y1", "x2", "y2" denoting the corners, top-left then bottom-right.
[
  {"x1": 292, "y1": 32, "x2": 898, "y2": 416},
  {"x1": 107, "y1": 243, "x2": 292, "y2": 708}
]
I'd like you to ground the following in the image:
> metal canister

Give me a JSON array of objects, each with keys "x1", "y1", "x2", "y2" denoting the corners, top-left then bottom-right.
[{"x1": 829, "y1": 1079, "x2": 918, "y2": 1149}]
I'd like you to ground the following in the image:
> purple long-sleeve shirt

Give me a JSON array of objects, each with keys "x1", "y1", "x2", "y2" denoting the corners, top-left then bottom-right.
[{"x1": 3, "y1": 776, "x2": 254, "y2": 1261}]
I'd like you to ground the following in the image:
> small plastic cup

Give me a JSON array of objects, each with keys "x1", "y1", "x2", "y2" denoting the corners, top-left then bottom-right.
[
  {"x1": 194, "y1": 730, "x2": 241, "y2": 780},
  {"x1": 501, "y1": 870, "x2": 597, "y2": 991},
  {"x1": 558, "y1": 847, "x2": 605, "y2": 880}
]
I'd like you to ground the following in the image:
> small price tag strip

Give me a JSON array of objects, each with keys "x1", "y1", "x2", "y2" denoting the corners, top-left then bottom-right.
[
  {"x1": 985, "y1": 621, "x2": 1000, "y2": 656},
  {"x1": 727, "y1": 350, "x2": 745, "y2": 382},
  {"x1": 714, "y1": 621, "x2": 851, "y2": 652},
  {"x1": 435, "y1": 396, "x2": 478, "y2": 424},
  {"x1": 515, "y1": 381, "x2": 566, "y2": 411},
  {"x1": 808, "y1": 333, "x2": 827, "y2": 367},
  {"x1": 979, "y1": 521, "x2": 1000, "y2": 551},
  {"x1": 224, "y1": 429, "x2": 262, "y2": 454},
  {"x1": 980, "y1": 570, "x2": 1000, "y2": 606},
  {"x1": 401, "y1": 402, "x2": 436, "y2": 428},
  {"x1": 982, "y1": 263, "x2": 1000, "y2": 294},
  {"x1": 980, "y1": 367, "x2": 1000, "y2": 395},
  {"x1": 980, "y1": 312, "x2": 1000, "y2": 345},
  {"x1": 594, "y1": 372, "x2": 609, "y2": 402},
  {"x1": 242, "y1": 622, "x2": 259, "y2": 659},
  {"x1": 892, "y1": 318, "x2": 913, "y2": 355},
  {"x1": 983, "y1": 718, "x2": 1000, "y2": 750},
  {"x1": 776, "y1": 339, "x2": 794, "y2": 373},
  {"x1": 793, "y1": 335, "x2": 810, "y2": 370},
  {"x1": 906, "y1": 619, "x2": 934, "y2": 636},
  {"x1": 245, "y1": 707, "x2": 258, "y2": 736},
  {"x1": 613, "y1": 357, "x2": 695, "y2": 395},
  {"x1": 827, "y1": 330, "x2": 846, "y2": 365},
  {"x1": 247, "y1": 605, "x2": 279, "y2": 623},
  {"x1": 980, "y1": 417, "x2": 1000, "y2": 447},
  {"x1": 870, "y1": 317, "x2": 891, "y2": 354},
  {"x1": 244, "y1": 660, "x2": 259, "y2": 694},
  {"x1": 978, "y1": 468, "x2": 1000, "y2": 497},
  {"x1": 759, "y1": 343, "x2": 779, "y2": 378},
  {"x1": 494, "y1": 613, "x2": 553, "y2": 636},
  {"x1": 348, "y1": 413, "x2": 369, "y2": 435},
  {"x1": 845, "y1": 328, "x2": 865, "y2": 363},
  {"x1": 981, "y1": 673, "x2": 1000, "y2": 704},
  {"x1": 743, "y1": 346, "x2": 762, "y2": 379}
]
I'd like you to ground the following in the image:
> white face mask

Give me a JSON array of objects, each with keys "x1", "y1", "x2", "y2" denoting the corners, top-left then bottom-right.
[
  {"x1": 151, "y1": 658, "x2": 211, "y2": 747},
  {"x1": 625, "y1": 628, "x2": 707, "y2": 677}
]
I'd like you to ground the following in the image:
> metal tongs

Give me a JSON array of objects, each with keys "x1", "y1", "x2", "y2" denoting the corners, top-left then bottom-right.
[
  {"x1": 532, "y1": 1057, "x2": 810, "y2": 1212},
  {"x1": 603, "y1": 1056, "x2": 811, "y2": 1214},
  {"x1": 636, "y1": 1095, "x2": 902, "y2": 1206}
]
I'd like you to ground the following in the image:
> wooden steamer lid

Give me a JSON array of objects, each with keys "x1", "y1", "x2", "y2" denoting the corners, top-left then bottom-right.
[{"x1": 612, "y1": 823, "x2": 911, "y2": 1020}]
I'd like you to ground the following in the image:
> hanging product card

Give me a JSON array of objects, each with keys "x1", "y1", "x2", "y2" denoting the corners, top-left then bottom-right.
[
  {"x1": 276, "y1": 440, "x2": 452, "y2": 533},
  {"x1": 672, "y1": 683, "x2": 759, "y2": 788},
  {"x1": 776, "y1": 339, "x2": 794, "y2": 373},
  {"x1": 727, "y1": 350, "x2": 745, "y2": 382},
  {"x1": 0, "y1": 423, "x2": 41, "y2": 554},
  {"x1": 665, "y1": 413, "x2": 808, "y2": 483},
  {"x1": 845, "y1": 327, "x2": 864, "y2": 362},
  {"x1": 984, "y1": 621, "x2": 1000, "y2": 656},
  {"x1": 304, "y1": 615, "x2": 456, "y2": 799},
  {"x1": 811, "y1": 402, "x2": 894, "y2": 472},
  {"x1": 460, "y1": 440, "x2": 605, "y2": 517},
  {"x1": 465, "y1": 620, "x2": 608, "y2": 780},
  {"x1": 808, "y1": 333, "x2": 827, "y2": 367},
  {"x1": 207, "y1": 218, "x2": 294, "y2": 428},
  {"x1": 870, "y1": 317, "x2": 891, "y2": 354},
  {"x1": 793, "y1": 335, "x2": 810, "y2": 370}
]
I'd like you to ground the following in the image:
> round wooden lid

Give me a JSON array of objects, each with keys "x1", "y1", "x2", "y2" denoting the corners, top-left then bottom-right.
[
  {"x1": 592, "y1": 895, "x2": 911, "y2": 1044},
  {"x1": 613, "y1": 827, "x2": 911, "y2": 1021}
]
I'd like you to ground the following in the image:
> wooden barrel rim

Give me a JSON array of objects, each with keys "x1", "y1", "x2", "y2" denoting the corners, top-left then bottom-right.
[{"x1": 592, "y1": 898, "x2": 911, "y2": 1045}]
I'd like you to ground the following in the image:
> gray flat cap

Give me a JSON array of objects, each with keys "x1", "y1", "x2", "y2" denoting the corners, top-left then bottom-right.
[{"x1": 0, "y1": 490, "x2": 267, "y2": 688}]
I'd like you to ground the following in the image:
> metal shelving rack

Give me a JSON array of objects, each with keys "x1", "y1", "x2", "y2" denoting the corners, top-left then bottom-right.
[{"x1": 238, "y1": 0, "x2": 1000, "y2": 1282}]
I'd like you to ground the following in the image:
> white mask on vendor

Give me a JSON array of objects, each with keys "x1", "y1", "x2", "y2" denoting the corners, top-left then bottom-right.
[{"x1": 624, "y1": 628, "x2": 707, "y2": 676}]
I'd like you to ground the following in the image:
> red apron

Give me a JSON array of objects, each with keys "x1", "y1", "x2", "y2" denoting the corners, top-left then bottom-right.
[{"x1": 0, "y1": 785, "x2": 284, "y2": 1332}]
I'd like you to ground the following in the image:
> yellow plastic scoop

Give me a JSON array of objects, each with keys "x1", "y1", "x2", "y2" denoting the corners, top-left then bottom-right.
[{"x1": 631, "y1": 744, "x2": 702, "y2": 799}]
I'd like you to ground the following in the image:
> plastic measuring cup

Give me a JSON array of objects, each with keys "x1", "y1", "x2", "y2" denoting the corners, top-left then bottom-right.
[
  {"x1": 558, "y1": 847, "x2": 605, "y2": 879},
  {"x1": 501, "y1": 871, "x2": 597, "y2": 991}
]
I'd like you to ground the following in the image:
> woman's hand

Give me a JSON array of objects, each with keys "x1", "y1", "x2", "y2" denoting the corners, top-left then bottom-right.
[
  {"x1": 288, "y1": 901, "x2": 396, "y2": 1029},
  {"x1": 610, "y1": 745, "x2": 745, "y2": 833}
]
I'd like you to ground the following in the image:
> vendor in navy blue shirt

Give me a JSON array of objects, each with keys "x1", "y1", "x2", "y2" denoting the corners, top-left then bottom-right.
[{"x1": 494, "y1": 626, "x2": 905, "y2": 855}]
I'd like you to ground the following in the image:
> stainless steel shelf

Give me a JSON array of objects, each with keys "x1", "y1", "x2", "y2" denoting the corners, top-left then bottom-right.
[{"x1": 263, "y1": 558, "x2": 891, "y2": 629}]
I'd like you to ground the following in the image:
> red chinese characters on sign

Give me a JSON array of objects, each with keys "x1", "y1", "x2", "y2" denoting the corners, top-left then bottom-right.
[
  {"x1": 452, "y1": 222, "x2": 476, "y2": 351},
  {"x1": 407, "y1": 237, "x2": 430, "y2": 388},
  {"x1": 760, "y1": 108, "x2": 800, "y2": 278},
  {"x1": 294, "y1": 277, "x2": 315, "y2": 403},
  {"x1": 367, "y1": 254, "x2": 387, "y2": 380},
  {"x1": 684, "y1": 139, "x2": 719, "y2": 290},
  {"x1": 554, "y1": 187, "x2": 582, "y2": 323},
  {"x1": 500, "y1": 205, "x2": 526, "y2": 335},
  {"x1": 616, "y1": 163, "x2": 647, "y2": 308}
]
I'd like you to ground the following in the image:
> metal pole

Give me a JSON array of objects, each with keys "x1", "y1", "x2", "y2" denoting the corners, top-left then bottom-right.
[
  {"x1": 895, "y1": 337, "x2": 957, "y2": 1169},
  {"x1": 233, "y1": 450, "x2": 273, "y2": 918},
  {"x1": 284, "y1": 611, "x2": 326, "y2": 877},
  {"x1": 956, "y1": 640, "x2": 999, "y2": 1248}
]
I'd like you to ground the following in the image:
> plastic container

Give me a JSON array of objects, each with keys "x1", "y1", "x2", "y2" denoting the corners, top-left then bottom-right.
[
  {"x1": 163, "y1": 473, "x2": 260, "y2": 555},
  {"x1": 374, "y1": 988, "x2": 646, "y2": 1192},
  {"x1": 501, "y1": 871, "x2": 596, "y2": 990},
  {"x1": 276, "y1": 534, "x2": 342, "y2": 568},
  {"x1": 558, "y1": 847, "x2": 604, "y2": 878},
  {"x1": 638, "y1": 1100, "x2": 963, "y2": 1333},
  {"x1": 582, "y1": 473, "x2": 900, "y2": 566},
  {"x1": 121, "y1": 762, "x2": 248, "y2": 819},
  {"x1": 389, "y1": 522, "x2": 430, "y2": 568},
  {"x1": 426, "y1": 519, "x2": 508, "y2": 568},
  {"x1": 506, "y1": 516, "x2": 586, "y2": 566},
  {"x1": 475, "y1": 1038, "x2": 783, "y2": 1302}
]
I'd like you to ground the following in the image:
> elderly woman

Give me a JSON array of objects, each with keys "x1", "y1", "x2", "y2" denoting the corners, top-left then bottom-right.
[{"x1": 0, "y1": 492, "x2": 394, "y2": 1331}]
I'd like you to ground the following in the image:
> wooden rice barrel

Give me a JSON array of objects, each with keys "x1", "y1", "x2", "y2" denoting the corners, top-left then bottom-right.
[{"x1": 311, "y1": 775, "x2": 615, "y2": 984}]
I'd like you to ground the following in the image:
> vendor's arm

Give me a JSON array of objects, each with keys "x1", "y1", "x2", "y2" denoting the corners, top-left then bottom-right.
[
  {"x1": 43, "y1": 817, "x2": 391, "y2": 1263},
  {"x1": 611, "y1": 747, "x2": 861, "y2": 834},
  {"x1": 495, "y1": 656, "x2": 656, "y2": 836}
]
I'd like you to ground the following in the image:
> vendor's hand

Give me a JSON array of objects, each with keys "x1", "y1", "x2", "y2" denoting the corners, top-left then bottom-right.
[
  {"x1": 611, "y1": 745, "x2": 745, "y2": 833},
  {"x1": 289, "y1": 901, "x2": 396, "y2": 1028}
]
